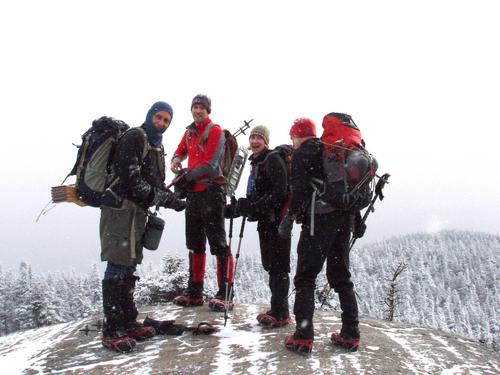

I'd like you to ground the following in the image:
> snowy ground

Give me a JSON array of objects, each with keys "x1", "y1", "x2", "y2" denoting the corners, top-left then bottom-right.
[{"x1": 0, "y1": 304, "x2": 498, "y2": 374}]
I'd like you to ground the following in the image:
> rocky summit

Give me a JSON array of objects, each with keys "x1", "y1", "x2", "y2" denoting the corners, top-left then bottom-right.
[{"x1": 0, "y1": 304, "x2": 498, "y2": 374}]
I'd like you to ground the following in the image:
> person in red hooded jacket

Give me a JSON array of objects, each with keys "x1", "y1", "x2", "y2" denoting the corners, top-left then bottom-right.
[{"x1": 170, "y1": 94, "x2": 234, "y2": 312}]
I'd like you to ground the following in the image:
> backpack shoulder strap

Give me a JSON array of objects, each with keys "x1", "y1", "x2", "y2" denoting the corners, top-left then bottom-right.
[
  {"x1": 196, "y1": 122, "x2": 216, "y2": 152},
  {"x1": 126, "y1": 127, "x2": 151, "y2": 161}
]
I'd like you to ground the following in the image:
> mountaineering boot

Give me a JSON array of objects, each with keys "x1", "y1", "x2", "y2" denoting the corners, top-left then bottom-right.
[
  {"x1": 285, "y1": 318, "x2": 314, "y2": 353},
  {"x1": 121, "y1": 275, "x2": 155, "y2": 341},
  {"x1": 257, "y1": 311, "x2": 292, "y2": 327},
  {"x1": 208, "y1": 255, "x2": 234, "y2": 312},
  {"x1": 284, "y1": 334, "x2": 313, "y2": 354},
  {"x1": 102, "y1": 329, "x2": 137, "y2": 353},
  {"x1": 101, "y1": 278, "x2": 136, "y2": 353},
  {"x1": 173, "y1": 252, "x2": 205, "y2": 307},
  {"x1": 258, "y1": 272, "x2": 291, "y2": 327},
  {"x1": 331, "y1": 325, "x2": 360, "y2": 352}
]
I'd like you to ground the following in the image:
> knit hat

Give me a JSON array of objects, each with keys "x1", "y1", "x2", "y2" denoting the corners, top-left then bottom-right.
[
  {"x1": 145, "y1": 101, "x2": 173, "y2": 123},
  {"x1": 289, "y1": 118, "x2": 316, "y2": 138},
  {"x1": 191, "y1": 94, "x2": 211, "y2": 114},
  {"x1": 144, "y1": 101, "x2": 173, "y2": 147},
  {"x1": 250, "y1": 125, "x2": 270, "y2": 145}
]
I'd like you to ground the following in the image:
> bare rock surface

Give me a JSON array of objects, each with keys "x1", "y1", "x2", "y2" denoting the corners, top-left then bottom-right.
[{"x1": 0, "y1": 304, "x2": 498, "y2": 374}]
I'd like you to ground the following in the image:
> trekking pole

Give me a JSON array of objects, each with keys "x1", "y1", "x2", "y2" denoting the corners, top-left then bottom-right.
[
  {"x1": 319, "y1": 173, "x2": 390, "y2": 308},
  {"x1": 232, "y1": 119, "x2": 253, "y2": 138},
  {"x1": 224, "y1": 216, "x2": 247, "y2": 327}
]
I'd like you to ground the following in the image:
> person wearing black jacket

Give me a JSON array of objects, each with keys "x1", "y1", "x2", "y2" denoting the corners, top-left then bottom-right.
[
  {"x1": 99, "y1": 101, "x2": 186, "y2": 353},
  {"x1": 280, "y1": 118, "x2": 360, "y2": 353},
  {"x1": 233, "y1": 125, "x2": 292, "y2": 327}
]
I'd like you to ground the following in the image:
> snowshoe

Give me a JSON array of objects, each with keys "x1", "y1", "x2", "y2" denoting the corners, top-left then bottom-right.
[
  {"x1": 173, "y1": 294, "x2": 204, "y2": 307},
  {"x1": 125, "y1": 321, "x2": 155, "y2": 341},
  {"x1": 284, "y1": 334, "x2": 313, "y2": 354},
  {"x1": 143, "y1": 317, "x2": 186, "y2": 336},
  {"x1": 102, "y1": 331, "x2": 136, "y2": 353},
  {"x1": 331, "y1": 332, "x2": 360, "y2": 352},
  {"x1": 208, "y1": 298, "x2": 234, "y2": 312},
  {"x1": 256, "y1": 311, "x2": 291, "y2": 327}
]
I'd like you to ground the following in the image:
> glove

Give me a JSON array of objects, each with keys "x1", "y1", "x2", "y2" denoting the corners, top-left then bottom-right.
[
  {"x1": 353, "y1": 212, "x2": 366, "y2": 238},
  {"x1": 278, "y1": 213, "x2": 295, "y2": 239},
  {"x1": 224, "y1": 204, "x2": 240, "y2": 219},
  {"x1": 174, "y1": 169, "x2": 193, "y2": 194},
  {"x1": 168, "y1": 198, "x2": 187, "y2": 212},
  {"x1": 236, "y1": 197, "x2": 254, "y2": 217},
  {"x1": 152, "y1": 188, "x2": 186, "y2": 211},
  {"x1": 143, "y1": 317, "x2": 186, "y2": 335}
]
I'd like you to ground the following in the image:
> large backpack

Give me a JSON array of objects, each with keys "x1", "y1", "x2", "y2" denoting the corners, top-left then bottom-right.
[
  {"x1": 315, "y1": 113, "x2": 378, "y2": 211},
  {"x1": 191, "y1": 122, "x2": 247, "y2": 196},
  {"x1": 68, "y1": 117, "x2": 149, "y2": 207}
]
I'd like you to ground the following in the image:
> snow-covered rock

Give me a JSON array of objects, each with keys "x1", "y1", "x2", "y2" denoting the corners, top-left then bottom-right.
[{"x1": 0, "y1": 304, "x2": 498, "y2": 374}]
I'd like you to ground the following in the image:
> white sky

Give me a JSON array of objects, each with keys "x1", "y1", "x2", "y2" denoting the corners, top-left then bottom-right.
[{"x1": 1, "y1": 0, "x2": 499, "y2": 272}]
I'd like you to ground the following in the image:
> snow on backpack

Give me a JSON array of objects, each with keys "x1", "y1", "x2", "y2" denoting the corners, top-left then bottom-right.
[
  {"x1": 53, "y1": 116, "x2": 149, "y2": 208},
  {"x1": 314, "y1": 112, "x2": 378, "y2": 211}
]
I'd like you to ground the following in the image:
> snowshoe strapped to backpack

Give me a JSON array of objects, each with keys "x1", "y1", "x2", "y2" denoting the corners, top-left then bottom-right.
[
  {"x1": 68, "y1": 117, "x2": 130, "y2": 207},
  {"x1": 315, "y1": 113, "x2": 378, "y2": 211}
]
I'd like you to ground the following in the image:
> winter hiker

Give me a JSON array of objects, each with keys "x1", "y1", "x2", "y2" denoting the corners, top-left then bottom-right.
[
  {"x1": 100, "y1": 101, "x2": 186, "y2": 353},
  {"x1": 229, "y1": 125, "x2": 292, "y2": 327},
  {"x1": 170, "y1": 94, "x2": 235, "y2": 312},
  {"x1": 281, "y1": 116, "x2": 361, "y2": 353}
]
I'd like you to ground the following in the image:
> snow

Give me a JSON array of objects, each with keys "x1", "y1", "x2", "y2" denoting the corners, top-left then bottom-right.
[{"x1": 0, "y1": 321, "x2": 78, "y2": 374}]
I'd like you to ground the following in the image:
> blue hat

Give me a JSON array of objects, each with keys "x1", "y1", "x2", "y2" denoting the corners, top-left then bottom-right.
[
  {"x1": 146, "y1": 101, "x2": 173, "y2": 124},
  {"x1": 144, "y1": 101, "x2": 173, "y2": 147}
]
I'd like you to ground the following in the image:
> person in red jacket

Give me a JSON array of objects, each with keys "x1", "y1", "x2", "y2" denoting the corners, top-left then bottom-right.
[{"x1": 170, "y1": 94, "x2": 234, "y2": 312}]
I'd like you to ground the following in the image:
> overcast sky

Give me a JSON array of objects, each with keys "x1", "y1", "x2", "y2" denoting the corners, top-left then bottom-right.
[{"x1": 1, "y1": 1, "x2": 499, "y2": 273}]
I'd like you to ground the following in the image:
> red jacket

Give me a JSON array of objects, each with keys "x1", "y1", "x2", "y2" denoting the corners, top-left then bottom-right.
[{"x1": 173, "y1": 117, "x2": 225, "y2": 192}]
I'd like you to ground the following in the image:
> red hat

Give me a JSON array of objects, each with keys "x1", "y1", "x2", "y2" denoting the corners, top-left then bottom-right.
[{"x1": 289, "y1": 118, "x2": 316, "y2": 138}]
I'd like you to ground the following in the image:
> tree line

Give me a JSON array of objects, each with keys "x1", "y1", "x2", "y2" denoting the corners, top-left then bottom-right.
[{"x1": 0, "y1": 230, "x2": 497, "y2": 351}]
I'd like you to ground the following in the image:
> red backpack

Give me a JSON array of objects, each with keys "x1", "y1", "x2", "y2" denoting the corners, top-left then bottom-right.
[{"x1": 315, "y1": 113, "x2": 378, "y2": 211}]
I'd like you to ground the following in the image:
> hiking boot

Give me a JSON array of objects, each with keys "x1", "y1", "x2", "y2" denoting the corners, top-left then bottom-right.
[
  {"x1": 208, "y1": 297, "x2": 234, "y2": 312},
  {"x1": 257, "y1": 311, "x2": 291, "y2": 327},
  {"x1": 173, "y1": 294, "x2": 204, "y2": 307},
  {"x1": 331, "y1": 332, "x2": 360, "y2": 352},
  {"x1": 125, "y1": 321, "x2": 155, "y2": 341},
  {"x1": 102, "y1": 331, "x2": 136, "y2": 353},
  {"x1": 284, "y1": 334, "x2": 313, "y2": 353}
]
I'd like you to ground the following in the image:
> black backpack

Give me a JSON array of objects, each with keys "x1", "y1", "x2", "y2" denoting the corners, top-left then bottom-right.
[
  {"x1": 68, "y1": 117, "x2": 150, "y2": 207},
  {"x1": 316, "y1": 143, "x2": 378, "y2": 211},
  {"x1": 264, "y1": 144, "x2": 293, "y2": 218}
]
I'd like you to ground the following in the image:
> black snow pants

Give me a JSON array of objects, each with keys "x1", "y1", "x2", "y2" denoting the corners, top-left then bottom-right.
[
  {"x1": 293, "y1": 210, "x2": 358, "y2": 339},
  {"x1": 258, "y1": 219, "x2": 291, "y2": 319},
  {"x1": 185, "y1": 185, "x2": 229, "y2": 256}
]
